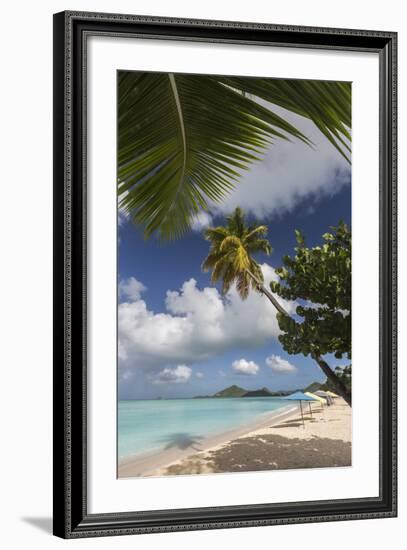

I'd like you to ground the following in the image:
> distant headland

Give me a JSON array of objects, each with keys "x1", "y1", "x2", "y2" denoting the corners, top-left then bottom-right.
[{"x1": 192, "y1": 384, "x2": 320, "y2": 399}]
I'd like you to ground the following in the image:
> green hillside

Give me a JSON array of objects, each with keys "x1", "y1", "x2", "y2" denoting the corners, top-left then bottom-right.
[
  {"x1": 242, "y1": 387, "x2": 272, "y2": 397},
  {"x1": 303, "y1": 382, "x2": 323, "y2": 393},
  {"x1": 213, "y1": 385, "x2": 247, "y2": 398},
  {"x1": 193, "y1": 384, "x2": 306, "y2": 399}
]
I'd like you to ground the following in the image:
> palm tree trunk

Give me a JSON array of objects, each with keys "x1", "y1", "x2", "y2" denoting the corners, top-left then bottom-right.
[
  {"x1": 245, "y1": 269, "x2": 290, "y2": 316},
  {"x1": 313, "y1": 356, "x2": 352, "y2": 406},
  {"x1": 245, "y1": 268, "x2": 352, "y2": 407}
]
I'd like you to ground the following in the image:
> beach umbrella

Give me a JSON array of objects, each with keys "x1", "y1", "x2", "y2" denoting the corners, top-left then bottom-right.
[
  {"x1": 305, "y1": 391, "x2": 327, "y2": 407},
  {"x1": 315, "y1": 390, "x2": 334, "y2": 405},
  {"x1": 282, "y1": 391, "x2": 319, "y2": 428},
  {"x1": 305, "y1": 392, "x2": 327, "y2": 419},
  {"x1": 325, "y1": 390, "x2": 339, "y2": 398}
]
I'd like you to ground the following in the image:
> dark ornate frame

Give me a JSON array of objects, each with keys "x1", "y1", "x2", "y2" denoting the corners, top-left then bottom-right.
[{"x1": 53, "y1": 10, "x2": 397, "y2": 539}]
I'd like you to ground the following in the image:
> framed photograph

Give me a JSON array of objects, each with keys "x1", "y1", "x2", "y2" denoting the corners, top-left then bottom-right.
[{"x1": 53, "y1": 10, "x2": 397, "y2": 538}]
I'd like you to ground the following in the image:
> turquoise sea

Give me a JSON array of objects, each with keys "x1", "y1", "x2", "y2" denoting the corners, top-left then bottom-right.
[{"x1": 118, "y1": 397, "x2": 291, "y2": 460}]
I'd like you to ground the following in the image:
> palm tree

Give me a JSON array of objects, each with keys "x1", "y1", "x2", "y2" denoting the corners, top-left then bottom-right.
[
  {"x1": 202, "y1": 208, "x2": 351, "y2": 406},
  {"x1": 118, "y1": 73, "x2": 351, "y2": 239}
]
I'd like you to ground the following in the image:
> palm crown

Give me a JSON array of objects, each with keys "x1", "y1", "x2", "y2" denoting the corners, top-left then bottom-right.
[{"x1": 202, "y1": 207, "x2": 271, "y2": 299}]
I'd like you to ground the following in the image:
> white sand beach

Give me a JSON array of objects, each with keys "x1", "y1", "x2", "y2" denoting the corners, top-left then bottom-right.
[{"x1": 118, "y1": 398, "x2": 351, "y2": 478}]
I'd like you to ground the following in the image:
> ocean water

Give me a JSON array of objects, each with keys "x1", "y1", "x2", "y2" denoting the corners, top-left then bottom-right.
[{"x1": 118, "y1": 397, "x2": 291, "y2": 459}]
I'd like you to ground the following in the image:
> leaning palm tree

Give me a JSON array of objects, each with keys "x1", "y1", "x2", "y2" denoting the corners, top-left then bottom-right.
[
  {"x1": 118, "y1": 73, "x2": 351, "y2": 239},
  {"x1": 202, "y1": 207, "x2": 286, "y2": 313},
  {"x1": 202, "y1": 208, "x2": 351, "y2": 406}
]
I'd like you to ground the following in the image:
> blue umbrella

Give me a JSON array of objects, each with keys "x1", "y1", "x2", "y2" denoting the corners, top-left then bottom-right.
[{"x1": 283, "y1": 391, "x2": 319, "y2": 427}]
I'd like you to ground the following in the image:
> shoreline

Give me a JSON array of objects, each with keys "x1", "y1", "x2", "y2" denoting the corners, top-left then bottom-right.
[
  {"x1": 119, "y1": 398, "x2": 351, "y2": 478},
  {"x1": 118, "y1": 404, "x2": 299, "y2": 478}
]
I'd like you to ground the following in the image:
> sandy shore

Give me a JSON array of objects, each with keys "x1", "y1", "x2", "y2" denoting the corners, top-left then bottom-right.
[
  {"x1": 118, "y1": 404, "x2": 298, "y2": 478},
  {"x1": 119, "y1": 398, "x2": 351, "y2": 478}
]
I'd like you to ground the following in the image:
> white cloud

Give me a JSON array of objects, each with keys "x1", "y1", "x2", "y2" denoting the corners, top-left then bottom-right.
[
  {"x1": 152, "y1": 365, "x2": 192, "y2": 385},
  {"x1": 209, "y1": 102, "x2": 350, "y2": 219},
  {"x1": 232, "y1": 359, "x2": 259, "y2": 376},
  {"x1": 195, "y1": 371, "x2": 204, "y2": 379},
  {"x1": 266, "y1": 354, "x2": 297, "y2": 374},
  {"x1": 118, "y1": 266, "x2": 295, "y2": 386},
  {"x1": 119, "y1": 276, "x2": 147, "y2": 302},
  {"x1": 191, "y1": 211, "x2": 212, "y2": 231}
]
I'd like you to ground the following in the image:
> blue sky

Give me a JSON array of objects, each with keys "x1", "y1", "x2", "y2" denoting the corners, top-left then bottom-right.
[{"x1": 117, "y1": 96, "x2": 351, "y2": 400}]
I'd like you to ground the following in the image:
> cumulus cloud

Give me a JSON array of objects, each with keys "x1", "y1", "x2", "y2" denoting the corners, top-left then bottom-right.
[
  {"x1": 191, "y1": 211, "x2": 213, "y2": 231},
  {"x1": 209, "y1": 102, "x2": 350, "y2": 220},
  {"x1": 152, "y1": 365, "x2": 192, "y2": 384},
  {"x1": 232, "y1": 359, "x2": 259, "y2": 376},
  {"x1": 118, "y1": 266, "x2": 295, "y2": 387},
  {"x1": 119, "y1": 277, "x2": 147, "y2": 302},
  {"x1": 195, "y1": 371, "x2": 204, "y2": 379},
  {"x1": 266, "y1": 354, "x2": 297, "y2": 374}
]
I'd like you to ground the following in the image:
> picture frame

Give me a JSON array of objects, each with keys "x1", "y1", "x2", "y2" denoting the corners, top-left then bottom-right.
[{"x1": 53, "y1": 10, "x2": 397, "y2": 538}]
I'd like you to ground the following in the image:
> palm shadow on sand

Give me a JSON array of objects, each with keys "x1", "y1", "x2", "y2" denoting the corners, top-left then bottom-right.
[{"x1": 158, "y1": 432, "x2": 205, "y2": 451}]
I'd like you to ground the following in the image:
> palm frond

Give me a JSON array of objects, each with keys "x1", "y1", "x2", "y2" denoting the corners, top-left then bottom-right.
[
  {"x1": 220, "y1": 262, "x2": 238, "y2": 295},
  {"x1": 244, "y1": 225, "x2": 269, "y2": 242},
  {"x1": 247, "y1": 238, "x2": 272, "y2": 255},
  {"x1": 118, "y1": 72, "x2": 309, "y2": 239},
  {"x1": 119, "y1": 73, "x2": 351, "y2": 238},
  {"x1": 236, "y1": 271, "x2": 251, "y2": 300},
  {"x1": 226, "y1": 207, "x2": 247, "y2": 237},
  {"x1": 217, "y1": 76, "x2": 352, "y2": 161},
  {"x1": 219, "y1": 235, "x2": 242, "y2": 251},
  {"x1": 201, "y1": 250, "x2": 223, "y2": 272},
  {"x1": 233, "y1": 244, "x2": 250, "y2": 272},
  {"x1": 203, "y1": 226, "x2": 230, "y2": 244},
  {"x1": 211, "y1": 258, "x2": 228, "y2": 284}
]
